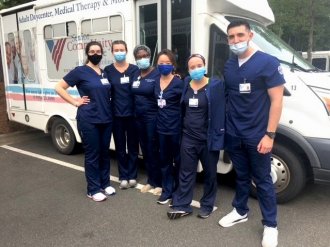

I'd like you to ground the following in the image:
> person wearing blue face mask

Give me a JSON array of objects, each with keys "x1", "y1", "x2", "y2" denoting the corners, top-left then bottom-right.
[
  {"x1": 167, "y1": 54, "x2": 225, "y2": 219},
  {"x1": 104, "y1": 40, "x2": 140, "y2": 190},
  {"x1": 131, "y1": 45, "x2": 162, "y2": 196},
  {"x1": 218, "y1": 20, "x2": 285, "y2": 247},
  {"x1": 154, "y1": 49, "x2": 183, "y2": 205}
]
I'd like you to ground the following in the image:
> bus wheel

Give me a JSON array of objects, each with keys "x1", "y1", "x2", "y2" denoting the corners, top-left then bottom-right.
[
  {"x1": 51, "y1": 118, "x2": 76, "y2": 155},
  {"x1": 251, "y1": 143, "x2": 307, "y2": 203}
]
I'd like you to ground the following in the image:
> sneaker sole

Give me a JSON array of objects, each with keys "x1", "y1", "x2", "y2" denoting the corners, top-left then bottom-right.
[
  {"x1": 219, "y1": 217, "x2": 248, "y2": 227},
  {"x1": 104, "y1": 192, "x2": 116, "y2": 196},
  {"x1": 167, "y1": 211, "x2": 192, "y2": 220},
  {"x1": 157, "y1": 199, "x2": 171, "y2": 205},
  {"x1": 86, "y1": 194, "x2": 107, "y2": 202},
  {"x1": 197, "y1": 213, "x2": 211, "y2": 219}
]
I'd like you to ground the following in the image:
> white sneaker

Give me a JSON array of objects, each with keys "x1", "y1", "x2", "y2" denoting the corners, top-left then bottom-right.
[
  {"x1": 141, "y1": 184, "x2": 153, "y2": 193},
  {"x1": 87, "y1": 192, "x2": 107, "y2": 202},
  {"x1": 119, "y1": 180, "x2": 129, "y2": 189},
  {"x1": 128, "y1": 179, "x2": 137, "y2": 188},
  {"x1": 104, "y1": 186, "x2": 116, "y2": 196},
  {"x1": 262, "y1": 226, "x2": 278, "y2": 247},
  {"x1": 218, "y1": 208, "x2": 248, "y2": 227}
]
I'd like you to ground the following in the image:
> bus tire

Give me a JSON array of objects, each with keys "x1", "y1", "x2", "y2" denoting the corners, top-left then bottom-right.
[
  {"x1": 51, "y1": 118, "x2": 77, "y2": 155},
  {"x1": 251, "y1": 143, "x2": 307, "y2": 204}
]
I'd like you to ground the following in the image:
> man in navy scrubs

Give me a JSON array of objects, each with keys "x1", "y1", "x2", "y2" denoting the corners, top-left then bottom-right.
[{"x1": 218, "y1": 20, "x2": 285, "y2": 247}]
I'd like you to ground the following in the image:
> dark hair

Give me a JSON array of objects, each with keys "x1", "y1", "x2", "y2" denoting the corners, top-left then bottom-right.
[
  {"x1": 187, "y1": 53, "x2": 206, "y2": 65},
  {"x1": 156, "y1": 49, "x2": 177, "y2": 67},
  {"x1": 133, "y1": 45, "x2": 151, "y2": 59},
  {"x1": 227, "y1": 20, "x2": 251, "y2": 33},
  {"x1": 85, "y1": 41, "x2": 103, "y2": 56},
  {"x1": 111, "y1": 40, "x2": 127, "y2": 52}
]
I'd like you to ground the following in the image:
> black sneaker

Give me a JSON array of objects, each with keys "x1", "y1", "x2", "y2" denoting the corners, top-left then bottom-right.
[
  {"x1": 157, "y1": 195, "x2": 171, "y2": 205},
  {"x1": 197, "y1": 210, "x2": 212, "y2": 219},
  {"x1": 167, "y1": 210, "x2": 192, "y2": 220}
]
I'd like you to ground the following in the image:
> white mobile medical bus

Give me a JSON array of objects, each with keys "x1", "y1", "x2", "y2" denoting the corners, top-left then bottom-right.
[{"x1": 1, "y1": 0, "x2": 330, "y2": 203}]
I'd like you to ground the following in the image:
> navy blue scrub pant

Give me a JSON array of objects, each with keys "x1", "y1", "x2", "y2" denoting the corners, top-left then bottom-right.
[
  {"x1": 172, "y1": 135, "x2": 219, "y2": 213},
  {"x1": 225, "y1": 133, "x2": 277, "y2": 227},
  {"x1": 136, "y1": 116, "x2": 161, "y2": 187},
  {"x1": 112, "y1": 116, "x2": 139, "y2": 181},
  {"x1": 158, "y1": 133, "x2": 180, "y2": 199},
  {"x1": 77, "y1": 120, "x2": 112, "y2": 195}
]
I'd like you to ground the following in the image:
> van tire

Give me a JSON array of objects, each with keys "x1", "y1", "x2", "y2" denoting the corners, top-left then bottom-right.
[
  {"x1": 251, "y1": 143, "x2": 307, "y2": 203},
  {"x1": 51, "y1": 118, "x2": 77, "y2": 155}
]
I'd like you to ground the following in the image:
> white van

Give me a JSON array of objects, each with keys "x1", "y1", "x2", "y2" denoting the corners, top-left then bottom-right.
[
  {"x1": 1, "y1": 0, "x2": 330, "y2": 203},
  {"x1": 302, "y1": 51, "x2": 330, "y2": 72}
]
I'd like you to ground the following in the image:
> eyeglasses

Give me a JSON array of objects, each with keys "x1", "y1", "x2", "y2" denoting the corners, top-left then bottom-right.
[{"x1": 88, "y1": 50, "x2": 102, "y2": 55}]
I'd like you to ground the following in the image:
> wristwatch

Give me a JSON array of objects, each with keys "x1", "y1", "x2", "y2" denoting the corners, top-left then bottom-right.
[{"x1": 265, "y1": 131, "x2": 276, "y2": 139}]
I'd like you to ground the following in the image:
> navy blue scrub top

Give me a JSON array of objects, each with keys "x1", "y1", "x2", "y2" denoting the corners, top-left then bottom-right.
[
  {"x1": 224, "y1": 51, "x2": 285, "y2": 139},
  {"x1": 104, "y1": 63, "x2": 139, "y2": 117},
  {"x1": 63, "y1": 65, "x2": 112, "y2": 124},
  {"x1": 183, "y1": 84, "x2": 208, "y2": 141},
  {"x1": 154, "y1": 76, "x2": 183, "y2": 135},
  {"x1": 131, "y1": 68, "x2": 160, "y2": 121}
]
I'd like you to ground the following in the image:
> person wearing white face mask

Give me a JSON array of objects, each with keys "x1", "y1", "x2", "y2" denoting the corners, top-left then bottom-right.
[
  {"x1": 104, "y1": 40, "x2": 140, "y2": 190},
  {"x1": 131, "y1": 45, "x2": 162, "y2": 195},
  {"x1": 218, "y1": 20, "x2": 285, "y2": 247},
  {"x1": 167, "y1": 54, "x2": 225, "y2": 220}
]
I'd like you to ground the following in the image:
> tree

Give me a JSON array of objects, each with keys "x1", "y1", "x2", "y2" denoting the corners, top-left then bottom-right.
[
  {"x1": 269, "y1": 0, "x2": 330, "y2": 60},
  {"x1": 0, "y1": 0, "x2": 34, "y2": 10}
]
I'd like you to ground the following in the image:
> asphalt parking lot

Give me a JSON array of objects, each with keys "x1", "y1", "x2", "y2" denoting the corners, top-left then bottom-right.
[{"x1": 1, "y1": 130, "x2": 330, "y2": 247}]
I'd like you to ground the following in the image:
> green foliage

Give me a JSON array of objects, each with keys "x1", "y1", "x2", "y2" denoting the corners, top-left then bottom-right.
[
  {"x1": 269, "y1": 0, "x2": 330, "y2": 51},
  {"x1": 0, "y1": 0, "x2": 34, "y2": 10}
]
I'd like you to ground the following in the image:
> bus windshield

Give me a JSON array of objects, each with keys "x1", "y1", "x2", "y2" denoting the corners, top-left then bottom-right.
[{"x1": 226, "y1": 17, "x2": 315, "y2": 71}]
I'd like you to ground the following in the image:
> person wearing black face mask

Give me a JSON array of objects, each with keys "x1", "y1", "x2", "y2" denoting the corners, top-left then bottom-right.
[{"x1": 55, "y1": 41, "x2": 115, "y2": 202}]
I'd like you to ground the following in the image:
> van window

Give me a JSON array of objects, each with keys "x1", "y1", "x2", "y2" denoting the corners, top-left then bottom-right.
[
  {"x1": 81, "y1": 15, "x2": 123, "y2": 67},
  {"x1": 208, "y1": 24, "x2": 229, "y2": 79},
  {"x1": 44, "y1": 21, "x2": 78, "y2": 80},
  {"x1": 312, "y1": 58, "x2": 327, "y2": 71},
  {"x1": 171, "y1": 0, "x2": 191, "y2": 77},
  {"x1": 7, "y1": 31, "x2": 36, "y2": 84},
  {"x1": 22, "y1": 30, "x2": 36, "y2": 82},
  {"x1": 138, "y1": 4, "x2": 158, "y2": 65}
]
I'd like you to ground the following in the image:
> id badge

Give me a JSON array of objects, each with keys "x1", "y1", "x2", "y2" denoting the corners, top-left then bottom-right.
[
  {"x1": 100, "y1": 78, "x2": 109, "y2": 85},
  {"x1": 132, "y1": 80, "x2": 140, "y2": 88},
  {"x1": 157, "y1": 99, "x2": 166, "y2": 108},
  {"x1": 120, "y1": 76, "x2": 129, "y2": 84},
  {"x1": 189, "y1": 98, "x2": 199, "y2": 107},
  {"x1": 239, "y1": 83, "x2": 251, "y2": 93}
]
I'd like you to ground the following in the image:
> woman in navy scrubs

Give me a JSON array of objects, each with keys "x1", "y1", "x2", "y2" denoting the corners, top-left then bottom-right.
[
  {"x1": 104, "y1": 40, "x2": 140, "y2": 189},
  {"x1": 154, "y1": 49, "x2": 183, "y2": 204},
  {"x1": 131, "y1": 45, "x2": 162, "y2": 195},
  {"x1": 55, "y1": 41, "x2": 115, "y2": 202},
  {"x1": 167, "y1": 54, "x2": 225, "y2": 219}
]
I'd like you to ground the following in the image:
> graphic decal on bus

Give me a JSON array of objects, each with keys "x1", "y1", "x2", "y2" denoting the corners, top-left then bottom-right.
[{"x1": 46, "y1": 38, "x2": 67, "y2": 71}]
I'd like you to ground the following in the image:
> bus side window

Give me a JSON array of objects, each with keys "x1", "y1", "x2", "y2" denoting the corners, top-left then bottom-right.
[
  {"x1": 6, "y1": 33, "x2": 16, "y2": 84},
  {"x1": 44, "y1": 21, "x2": 78, "y2": 80},
  {"x1": 81, "y1": 15, "x2": 123, "y2": 67},
  {"x1": 208, "y1": 24, "x2": 229, "y2": 80},
  {"x1": 23, "y1": 30, "x2": 36, "y2": 82}
]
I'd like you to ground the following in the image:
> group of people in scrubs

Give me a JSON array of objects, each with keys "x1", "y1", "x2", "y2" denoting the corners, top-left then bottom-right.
[{"x1": 56, "y1": 19, "x2": 284, "y2": 247}]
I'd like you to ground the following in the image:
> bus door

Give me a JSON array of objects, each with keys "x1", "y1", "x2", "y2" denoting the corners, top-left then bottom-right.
[
  {"x1": 2, "y1": 14, "x2": 25, "y2": 111},
  {"x1": 3, "y1": 10, "x2": 43, "y2": 113},
  {"x1": 169, "y1": 0, "x2": 191, "y2": 77},
  {"x1": 136, "y1": 0, "x2": 161, "y2": 64}
]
